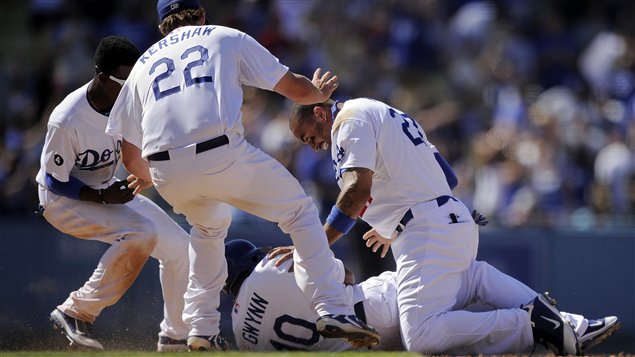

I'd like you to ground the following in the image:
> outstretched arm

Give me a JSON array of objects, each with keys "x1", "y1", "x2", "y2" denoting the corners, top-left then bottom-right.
[{"x1": 273, "y1": 68, "x2": 338, "y2": 105}]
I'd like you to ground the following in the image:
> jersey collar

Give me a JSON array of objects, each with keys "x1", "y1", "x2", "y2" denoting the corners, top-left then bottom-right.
[{"x1": 330, "y1": 100, "x2": 340, "y2": 122}]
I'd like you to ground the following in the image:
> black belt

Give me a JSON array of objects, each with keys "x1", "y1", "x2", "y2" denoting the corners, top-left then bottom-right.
[
  {"x1": 396, "y1": 195, "x2": 457, "y2": 233},
  {"x1": 147, "y1": 135, "x2": 229, "y2": 161},
  {"x1": 354, "y1": 301, "x2": 367, "y2": 324}
]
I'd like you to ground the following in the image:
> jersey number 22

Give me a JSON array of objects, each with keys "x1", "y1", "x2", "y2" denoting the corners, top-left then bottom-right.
[{"x1": 150, "y1": 45, "x2": 213, "y2": 101}]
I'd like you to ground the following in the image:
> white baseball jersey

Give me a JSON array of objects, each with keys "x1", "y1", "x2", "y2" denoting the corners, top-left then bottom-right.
[
  {"x1": 232, "y1": 257, "x2": 402, "y2": 351},
  {"x1": 36, "y1": 82, "x2": 119, "y2": 193},
  {"x1": 36, "y1": 81, "x2": 189, "y2": 339},
  {"x1": 232, "y1": 256, "x2": 593, "y2": 354},
  {"x1": 330, "y1": 98, "x2": 539, "y2": 354},
  {"x1": 106, "y1": 25, "x2": 288, "y2": 158},
  {"x1": 331, "y1": 98, "x2": 452, "y2": 238},
  {"x1": 107, "y1": 23, "x2": 360, "y2": 338}
]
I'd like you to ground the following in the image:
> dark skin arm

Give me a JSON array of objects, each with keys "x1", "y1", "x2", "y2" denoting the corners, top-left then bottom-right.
[{"x1": 325, "y1": 167, "x2": 373, "y2": 245}]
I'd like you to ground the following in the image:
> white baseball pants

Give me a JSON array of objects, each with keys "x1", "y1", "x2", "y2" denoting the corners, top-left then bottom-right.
[
  {"x1": 40, "y1": 187, "x2": 190, "y2": 339},
  {"x1": 390, "y1": 198, "x2": 534, "y2": 354},
  {"x1": 148, "y1": 133, "x2": 351, "y2": 337}
]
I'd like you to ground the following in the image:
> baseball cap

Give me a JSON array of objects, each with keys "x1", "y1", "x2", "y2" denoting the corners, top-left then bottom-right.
[{"x1": 157, "y1": 0, "x2": 201, "y2": 22}]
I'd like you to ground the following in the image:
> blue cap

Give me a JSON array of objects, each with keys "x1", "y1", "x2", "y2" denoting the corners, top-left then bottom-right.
[{"x1": 157, "y1": 0, "x2": 201, "y2": 22}]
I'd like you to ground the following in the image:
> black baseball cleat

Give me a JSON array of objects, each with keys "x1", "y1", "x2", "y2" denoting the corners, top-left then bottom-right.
[
  {"x1": 187, "y1": 334, "x2": 229, "y2": 351},
  {"x1": 49, "y1": 309, "x2": 103, "y2": 350},
  {"x1": 579, "y1": 316, "x2": 620, "y2": 352},
  {"x1": 522, "y1": 293, "x2": 581, "y2": 356},
  {"x1": 316, "y1": 314, "x2": 381, "y2": 347},
  {"x1": 157, "y1": 335, "x2": 188, "y2": 352}
]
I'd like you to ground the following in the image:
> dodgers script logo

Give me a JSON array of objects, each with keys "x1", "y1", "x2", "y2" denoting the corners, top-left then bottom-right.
[
  {"x1": 75, "y1": 140, "x2": 121, "y2": 171},
  {"x1": 332, "y1": 144, "x2": 346, "y2": 181}
]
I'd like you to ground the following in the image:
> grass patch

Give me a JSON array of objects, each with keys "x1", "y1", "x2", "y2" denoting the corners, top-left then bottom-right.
[{"x1": 0, "y1": 352, "x2": 420, "y2": 357}]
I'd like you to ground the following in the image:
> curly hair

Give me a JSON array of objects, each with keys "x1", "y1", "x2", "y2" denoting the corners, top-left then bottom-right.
[
  {"x1": 94, "y1": 36, "x2": 140, "y2": 75},
  {"x1": 158, "y1": 8, "x2": 205, "y2": 35}
]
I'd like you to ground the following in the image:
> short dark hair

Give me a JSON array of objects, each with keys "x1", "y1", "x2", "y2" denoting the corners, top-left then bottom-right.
[
  {"x1": 289, "y1": 102, "x2": 327, "y2": 125},
  {"x1": 94, "y1": 36, "x2": 140, "y2": 75}
]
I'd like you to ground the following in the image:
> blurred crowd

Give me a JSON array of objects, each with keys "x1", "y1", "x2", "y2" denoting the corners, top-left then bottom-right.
[{"x1": 1, "y1": 0, "x2": 634, "y2": 230}]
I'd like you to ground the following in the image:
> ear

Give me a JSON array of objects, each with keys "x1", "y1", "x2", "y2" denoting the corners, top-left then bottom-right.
[
  {"x1": 199, "y1": 9, "x2": 207, "y2": 25},
  {"x1": 313, "y1": 106, "x2": 327, "y2": 122},
  {"x1": 96, "y1": 72, "x2": 108, "y2": 83}
]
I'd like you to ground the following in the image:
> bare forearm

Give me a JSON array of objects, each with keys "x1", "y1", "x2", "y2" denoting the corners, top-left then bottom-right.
[
  {"x1": 273, "y1": 69, "x2": 338, "y2": 105},
  {"x1": 121, "y1": 140, "x2": 151, "y2": 181},
  {"x1": 324, "y1": 168, "x2": 373, "y2": 245},
  {"x1": 336, "y1": 168, "x2": 372, "y2": 218},
  {"x1": 325, "y1": 223, "x2": 344, "y2": 245}
]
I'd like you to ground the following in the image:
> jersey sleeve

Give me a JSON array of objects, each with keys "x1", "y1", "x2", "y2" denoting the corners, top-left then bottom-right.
[
  {"x1": 237, "y1": 32, "x2": 289, "y2": 90},
  {"x1": 41, "y1": 125, "x2": 77, "y2": 183},
  {"x1": 333, "y1": 119, "x2": 376, "y2": 173},
  {"x1": 106, "y1": 80, "x2": 143, "y2": 149}
]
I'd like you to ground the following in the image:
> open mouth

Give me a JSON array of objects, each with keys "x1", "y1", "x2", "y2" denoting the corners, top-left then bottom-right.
[{"x1": 317, "y1": 141, "x2": 329, "y2": 151}]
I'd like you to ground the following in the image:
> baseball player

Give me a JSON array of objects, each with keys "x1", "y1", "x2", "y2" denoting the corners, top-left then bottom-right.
[
  {"x1": 36, "y1": 36, "x2": 190, "y2": 352},
  {"x1": 227, "y1": 239, "x2": 619, "y2": 353},
  {"x1": 288, "y1": 98, "x2": 597, "y2": 355},
  {"x1": 105, "y1": 0, "x2": 379, "y2": 351}
]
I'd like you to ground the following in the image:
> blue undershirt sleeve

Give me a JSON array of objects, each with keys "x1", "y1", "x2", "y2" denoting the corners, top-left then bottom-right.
[
  {"x1": 434, "y1": 152, "x2": 458, "y2": 190},
  {"x1": 45, "y1": 172, "x2": 87, "y2": 200}
]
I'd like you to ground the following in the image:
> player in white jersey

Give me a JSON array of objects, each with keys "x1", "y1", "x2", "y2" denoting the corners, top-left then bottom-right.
[
  {"x1": 36, "y1": 36, "x2": 190, "y2": 352},
  {"x1": 227, "y1": 239, "x2": 619, "y2": 353},
  {"x1": 105, "y1": 0, "x2": 379, "y2": 351},
  {"x1": 289, "y1": 98, "x2": 619, "y2": 355}
]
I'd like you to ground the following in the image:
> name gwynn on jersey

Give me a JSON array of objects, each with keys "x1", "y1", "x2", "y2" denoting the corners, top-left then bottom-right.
[
  {"x1": 239, "y1": 292, "x2": 269, "y2": 345},
  {"x1": 139, "y1": 26, "x2": 215, "y2": 64}
]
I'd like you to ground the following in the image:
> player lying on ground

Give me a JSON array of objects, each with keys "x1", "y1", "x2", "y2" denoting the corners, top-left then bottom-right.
[
  {"x1": 288, "y1": 97, "x2": 620, "y2": 355},
  {"x1": 36, "y1": 36, "x2": 190, "y2": 352},
  {"x1": 225, "y1": 239, "x2": 619, "y2": 353}
]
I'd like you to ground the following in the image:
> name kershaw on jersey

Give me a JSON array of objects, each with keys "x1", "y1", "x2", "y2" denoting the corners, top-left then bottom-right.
[{"x1": 139, "y1": 26, "x2": 215, "y2": 65}]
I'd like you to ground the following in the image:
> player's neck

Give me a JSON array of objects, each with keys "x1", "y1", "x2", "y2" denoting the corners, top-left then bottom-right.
[{"x1": 86, "y1": 81, "x2": 113, "y2": 115}]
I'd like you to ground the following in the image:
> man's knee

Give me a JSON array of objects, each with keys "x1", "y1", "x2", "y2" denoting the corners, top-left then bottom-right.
[
  {"x1": 191, "y1": 217, "x2": 231, "y2": 240},
  {"x1": 403, "y1": 315, "x2": 450, "y2": 353},
  {"x1": 120, "y1": 217, "x2": 159, "y2": 253},
  {"x1": 278, "y1": 197, "x2": 319, "y2": 232}
]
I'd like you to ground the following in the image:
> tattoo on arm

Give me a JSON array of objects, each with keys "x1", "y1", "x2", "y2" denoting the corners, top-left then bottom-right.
[
  {"x1": 339, "y1": 188, "x2": 357, "y2": 214},
  {"x1": 337, "y1": 168, "x2": 372, "y2": 218}
]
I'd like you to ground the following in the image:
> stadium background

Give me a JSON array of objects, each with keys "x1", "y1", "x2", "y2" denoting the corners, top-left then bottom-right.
[{"x1": 0, "y1": 0, "x2": 633, "y2": 352}]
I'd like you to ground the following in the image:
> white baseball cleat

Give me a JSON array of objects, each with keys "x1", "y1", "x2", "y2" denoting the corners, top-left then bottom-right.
[
  {"x1": 316, "y1": 314, "x2": 381, "y2": 347},
  {"x1": 187, "y1": 334, "x2": 229, "y2": 351},
  {"x1": 50, "y1": 309, "x2": 103, "y2": 351},
  {"x1": 157, "y1": 335, "x2": 188, "y2": 352},
  {"x1": 522, "y1": 293, "x2": 581, "y2": 356},
  {"x1": 579, "y1": 316, "x2": 620, "y2": 352}
]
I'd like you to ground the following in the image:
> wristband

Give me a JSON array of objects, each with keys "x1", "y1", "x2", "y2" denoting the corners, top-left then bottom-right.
[{"x1": 326, "y1": 206, "x2": 356, "y2": 234}]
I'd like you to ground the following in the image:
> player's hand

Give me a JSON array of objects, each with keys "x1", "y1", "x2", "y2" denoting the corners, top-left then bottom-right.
[
  {"x1": 127, "y1": 174, "x2": 153, "y2": 195},
  {"x1": 101, "y1": 180, "x2": 134, "y2": 204},
  {"x1": 267, "y1": 245, "x2": 294, "y2": 267},
  {"x1": 311, "y1": 68, "x2": 338, "y2": 102},
  {"x1": 362, "y1": 229, "x2": 393, "y2": 258},
  {"x1": 471, "y1": 209, "x2": 489, "y2": 226}
]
